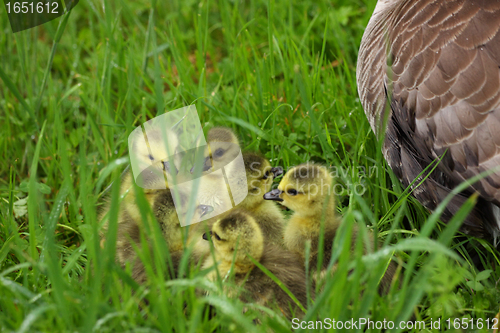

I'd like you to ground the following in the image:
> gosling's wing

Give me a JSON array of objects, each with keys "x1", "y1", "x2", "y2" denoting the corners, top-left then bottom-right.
[{"x1": 357, "y1": 0, "x2": 500, "y2": 237}]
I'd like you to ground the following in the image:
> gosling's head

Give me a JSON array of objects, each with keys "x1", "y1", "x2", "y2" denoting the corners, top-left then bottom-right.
[
  {"x1": 240, "y1": 153, "x2": 283, "y2": 209},
  {"x1": 132, "y1": 129, "x2": 180, "y2": 177},
  {"x1": 192, "y1": 127, "x2": 241, "y2": 174},
  {"x1": 263, "y1": 163, "x2": 333, "y2": 217},
  {"x1": 203, "y1": 210, "x2": 264, "y2": 265}
]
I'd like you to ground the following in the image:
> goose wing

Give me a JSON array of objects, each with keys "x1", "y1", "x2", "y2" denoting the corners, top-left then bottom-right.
[{"x1": 357, "y1": 0, "x2": 500, "y2": 238}]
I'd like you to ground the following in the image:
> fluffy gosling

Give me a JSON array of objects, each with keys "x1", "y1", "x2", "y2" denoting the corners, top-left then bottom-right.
[
  {"x1": 264, "y1": 163, "x2": 396, "y2": 292},
  {"x1": 100, "y1": 128, "x2": 211, "y2": 280},
  {"x1": 202, "y1": 210, "x2": 308, "y2": 319},
  {"x1": 240, "y1": 152, "x2": 285, "y2": 245},
  {"x1": 190, "y1": 127, "x2": 243, "y2": 214}
]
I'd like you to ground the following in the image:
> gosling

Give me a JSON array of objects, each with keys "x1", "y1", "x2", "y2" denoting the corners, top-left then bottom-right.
[
  {"x1": 202, "y1": 210, "x2": 308, "y2": 319},
  {"x1": 100, "y1": 128, "x2": 180, "y2": 257},
  {"x1": 185, "y1": 126, "x2": 244, "y2": 259},
  {"x1": 189, "y1": 127, "x2": 244, "y2": 214},
  {"x1": 264, "y1": 163, "x2": 396, "y2": 292},
  {"x1": 239, "y1": 152, "x2": 285, "y2": 245}
]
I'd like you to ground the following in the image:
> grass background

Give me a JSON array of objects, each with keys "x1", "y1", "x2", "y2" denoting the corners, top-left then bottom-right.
[{"x1": 1, "y1": 0, "x2": 499, "y2": 331}]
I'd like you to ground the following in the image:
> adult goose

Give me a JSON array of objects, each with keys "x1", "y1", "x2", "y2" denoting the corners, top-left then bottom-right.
[{"x1": 357, "y1": 0, "x2": 500, "y2": 244}]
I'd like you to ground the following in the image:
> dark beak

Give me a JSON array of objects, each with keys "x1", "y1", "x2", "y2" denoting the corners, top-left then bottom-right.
[
  {"x1": 163, "y1": 160, "x2": 178, "y2": 175},
  {"x1": 202, "y1": 156, "x2": 213, "y2": 172},
  {"x1": 202, "y1": 231, "x2": 213, "y2": 241},
  {"x1": 263, "y1": 189, "x2": 283, "y2": 202},
  {"x1": 190, "y1": 156, "x2": 212, "y2": 174},
  {"x1": 271, "y1": 167, "x2": 283, "y2": 178},
  {"x1": 199, "y1": 204, "x2": 214, "y2": 218}
]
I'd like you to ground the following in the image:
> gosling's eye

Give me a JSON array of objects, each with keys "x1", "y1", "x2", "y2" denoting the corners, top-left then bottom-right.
[
  {"x1": 263, "y1": 170, "x2": 270, "y2": 179},
  {"x1": 287, "y1": 189, "x2": 298, "y2": 196},
  {"x1": 148, "y1": 154, "x2": 155, "y2": 161},
  {"x1": 214, "y1": 148, "x2": 224, "y2": 158},
  {"x1": 213, "y1": 232, "x2": 221, "y2": 241}
]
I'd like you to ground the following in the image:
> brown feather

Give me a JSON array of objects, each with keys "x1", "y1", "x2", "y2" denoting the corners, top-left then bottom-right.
[{"x1": 357, "y1": 0, "x2": 500, "y2": 241}]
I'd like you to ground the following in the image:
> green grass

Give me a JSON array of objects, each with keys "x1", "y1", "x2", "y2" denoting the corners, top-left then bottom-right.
[{"x1": 1, "y1": 0, "x2": 500, "y2": 331}]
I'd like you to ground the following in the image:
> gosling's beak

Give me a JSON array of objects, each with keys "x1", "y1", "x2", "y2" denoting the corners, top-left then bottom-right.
[
  {"x1": 202, "y1": 156, "x2": 213, "y2": 172},
  {"x1": 271, "y1": 167, "x2": 283, "y2": 178},
  {"x1": 263, "y1": 189, "x2": 283, "y2": 202},
  {"x1": 163, "y1": 160, "x2": 178, "y2": 175},
  {"x1": 202, "y1": 231, "x2": 213, "y2": 241},
  {"x1": 190, "y1": 156, "x2": 212, "y2": 174},
  {"x1": 199, "y1": 205, "x2": 214, "y2": 218}
]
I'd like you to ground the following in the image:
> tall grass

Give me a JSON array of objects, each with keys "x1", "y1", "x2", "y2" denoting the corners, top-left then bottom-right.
[{"x1": 1, "y1": 0, "x2": 499, "y2": 331}]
